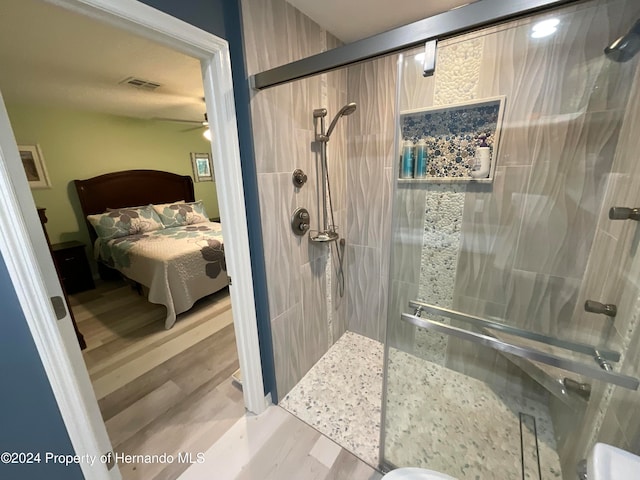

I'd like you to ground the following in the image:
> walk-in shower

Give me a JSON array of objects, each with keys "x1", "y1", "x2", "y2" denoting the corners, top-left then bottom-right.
[{"x1": 257, "y1": 0, "x2": 640, "y2": 478}]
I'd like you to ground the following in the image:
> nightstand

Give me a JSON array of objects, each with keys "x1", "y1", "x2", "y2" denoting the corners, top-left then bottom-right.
[
  {"x1": 39, "y1": 208, "x2": 87, "y2": 350},
  {"x1": 51, "y1": 241, "x2": 96, "y2": 294}
]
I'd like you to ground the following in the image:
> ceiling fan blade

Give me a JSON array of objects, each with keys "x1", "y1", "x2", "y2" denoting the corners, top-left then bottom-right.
[
  {"x1": 153, "y1": 117, "x2": 205, "y2": 125},
  {"x1": 181, "y1": 125, "x2": 205, "y2": 132}
]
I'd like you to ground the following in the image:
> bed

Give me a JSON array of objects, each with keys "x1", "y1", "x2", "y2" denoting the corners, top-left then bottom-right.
[{"x1": 74, "y1": 169, "x2": 229, "y2": 329}]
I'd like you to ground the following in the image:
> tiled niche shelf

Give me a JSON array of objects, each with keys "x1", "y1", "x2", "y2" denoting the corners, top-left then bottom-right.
[{"x1": 398, "y1": 96, "x2": 505, "y2": 184}]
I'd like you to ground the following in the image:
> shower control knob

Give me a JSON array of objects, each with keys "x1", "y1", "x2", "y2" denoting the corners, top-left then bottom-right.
[
  {"x1": 292, "y1": 169, "x2": 308, "y2": 188},
  {"x1": 291, "y1": 207, "x2": 310, "y2": 236}
]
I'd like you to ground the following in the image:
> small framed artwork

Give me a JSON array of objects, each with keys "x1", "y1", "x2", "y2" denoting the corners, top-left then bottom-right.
[
  {"x1": 190, "y1": 152, "x2": 214, "y2": 182},
  {"x1": 19, "y1": 144, "x2": 51, "y2": 189}
]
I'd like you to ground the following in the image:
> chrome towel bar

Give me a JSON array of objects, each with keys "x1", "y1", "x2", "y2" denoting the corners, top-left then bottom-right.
[
  {"x1": 401, "y1": 312, "x2": 639, "y2": 390},
  {"x1": 408, "y1": 300, "x2": 621, "y2": 362}
]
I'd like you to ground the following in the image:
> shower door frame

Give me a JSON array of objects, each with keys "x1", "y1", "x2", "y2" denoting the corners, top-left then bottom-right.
[{"x1": 250, "y1": 0, "x2": 583, "y2": 89}]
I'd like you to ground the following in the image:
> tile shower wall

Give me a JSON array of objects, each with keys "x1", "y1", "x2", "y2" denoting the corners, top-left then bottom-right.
[
  {"x1": 241, "y1": 0, "x2": 347, "y2": 397},
  {"x1": 390, "y1": 0, "x2": 638, "y2": 350},
  {"x1": 373, "y1": 2, "x2": 639, "y2": 347},
  {"x1": 555, "y1": 56, "x2": 640, "y2": 472},
  {"x1": 449, "y1": 2, "x2": 640, "y2": 429},
  {"x1": 345, "y1": 55, "x2": 398, "y2": 343}
]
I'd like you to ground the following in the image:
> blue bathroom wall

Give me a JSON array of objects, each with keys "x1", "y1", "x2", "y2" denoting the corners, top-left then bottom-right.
[
  {"x1": 0, "y1": 253, "x2": 82, "y2": 480},
  {"x1": 222, "y1": 1, "x2": 278, "y2": 401},
  {"x1": 139, "y1": 0, "x2": 276, "y2": 399},
  {"x1": 137, "y1": 0, "x2": 227, "y2": 38}
]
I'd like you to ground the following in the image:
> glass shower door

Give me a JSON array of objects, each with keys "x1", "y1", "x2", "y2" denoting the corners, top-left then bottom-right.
[{"x1": 381, "y1": 0, "x2": 640, "y2": 478}]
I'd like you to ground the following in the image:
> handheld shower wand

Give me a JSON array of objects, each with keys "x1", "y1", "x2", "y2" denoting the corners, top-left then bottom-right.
[
  {"x1": 315, "y1": 102, "x2": 357, "y2": 142},
  {"x1": 325, "y1": 102, "x2": 357, "y2": 138}
]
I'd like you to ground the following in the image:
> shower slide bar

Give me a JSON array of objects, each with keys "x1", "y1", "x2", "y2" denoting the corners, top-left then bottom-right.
[
  {"x1": 408, "y1": 300, "x2": 621, "y2": 362},
  {"x1": 401, "y1": 312, "x2": 639, "y2": 390}
]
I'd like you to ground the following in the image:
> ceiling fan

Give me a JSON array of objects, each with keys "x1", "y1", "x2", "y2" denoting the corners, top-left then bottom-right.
[{"x1": 154, "y1": 113, "x2": 211, "y2": 139}]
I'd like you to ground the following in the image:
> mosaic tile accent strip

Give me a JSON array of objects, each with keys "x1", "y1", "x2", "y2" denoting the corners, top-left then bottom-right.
[
  {"x1": 410, "y1": 39, "x2": 480, "y2": 359},
  {"x1": 434, "y1": 37, "x2": 484, "y2": 105},
  {"x1": 418, "y1": 184, "x2": 466, "y2": 303},
  {"x1": 400, "y1": 99, "x2": 502, "y2": 179},
  {"x1": 416, "y1": 184, "x2": 466, "y2": 361}
]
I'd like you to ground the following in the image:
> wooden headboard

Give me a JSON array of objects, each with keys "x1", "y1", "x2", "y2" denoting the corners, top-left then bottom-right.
[{"x1": 74, "y1": 169, "x2": 195, "y2": 240}]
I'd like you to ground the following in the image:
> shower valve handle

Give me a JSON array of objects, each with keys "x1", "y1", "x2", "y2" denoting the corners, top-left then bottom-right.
[
  {"x1": 292, "y1": 169, "x2": 308, "y2": 187},
  {"x1": 609, "y1": 206, "x2": 640, "y2": 221},
  {"x1": 584, "y1": 300, "x2": 617, "y2": 317},
  {"x1": 291, "y1": 207, "x2": 310, "y2": 236}
]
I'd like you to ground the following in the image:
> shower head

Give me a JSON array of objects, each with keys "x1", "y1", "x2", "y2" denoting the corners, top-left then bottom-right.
[
  {"x1": 338, "y1": 102, "x2": 358, "y2": 117},
  {"x1": 325, "y1": 102, "x2": 357, "y2": 139},
  {"x1": 605, "y1": 18, "x2": 640, "y2": 62}
]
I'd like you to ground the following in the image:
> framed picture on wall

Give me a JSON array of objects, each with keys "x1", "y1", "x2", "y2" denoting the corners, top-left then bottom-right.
[
  {"x1": 190, "y1": 152, "x2": 214, "y2": 182},
  {"x1": 19, "y1": 144, "x2": 51, "y2": 189}
]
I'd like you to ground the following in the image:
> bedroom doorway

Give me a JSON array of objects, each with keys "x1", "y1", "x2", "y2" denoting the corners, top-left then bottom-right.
[{"x1": 0, "y1": 0, "x2": 266, "y2": 478}]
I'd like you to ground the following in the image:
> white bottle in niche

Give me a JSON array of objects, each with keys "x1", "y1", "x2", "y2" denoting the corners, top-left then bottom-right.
[{"x1": 470, "y1": 134, "x2": 491, "y2": 178}]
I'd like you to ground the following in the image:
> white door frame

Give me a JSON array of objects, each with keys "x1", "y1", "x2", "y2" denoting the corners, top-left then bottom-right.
[{"x1": 0, "y1": 0, "x2": 268, "y2": 478}]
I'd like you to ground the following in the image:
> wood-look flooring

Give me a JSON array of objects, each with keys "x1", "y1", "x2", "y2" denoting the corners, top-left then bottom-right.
[
  {"x1": 179, "y1": 406, "x2": 383, "y2": 480},
  {"x1": 71, "y1": 280, "x2": 382, "y2": 480}
]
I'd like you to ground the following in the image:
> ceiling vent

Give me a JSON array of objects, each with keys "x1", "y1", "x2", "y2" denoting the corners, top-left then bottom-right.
[{"x1": 119, "y1": 76, "x2": 162, "y2": 91}]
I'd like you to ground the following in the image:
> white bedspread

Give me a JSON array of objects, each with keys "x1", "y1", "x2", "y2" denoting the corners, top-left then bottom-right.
[{"x1": 96, "y1": 221, "x2": 229, "y2": 328}]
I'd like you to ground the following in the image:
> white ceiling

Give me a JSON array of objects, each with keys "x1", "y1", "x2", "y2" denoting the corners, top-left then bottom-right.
[
  {"x1": 0, "y1": 0, "x2": 205, "y2": 122},
  {"x1": 286, "y1": 0, "x2": 472, "y2": 43},
  {"x1": 0, "y1": 0, "x2": 472, "y2": 122}
]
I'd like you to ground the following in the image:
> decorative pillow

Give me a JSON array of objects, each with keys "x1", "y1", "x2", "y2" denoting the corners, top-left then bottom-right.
[
  {"x1": 88, "y1": 205, "x2": 164, "y2": 241},
  {"x1": 153, "y1": 200, "x2": 209, "y2": 228}
]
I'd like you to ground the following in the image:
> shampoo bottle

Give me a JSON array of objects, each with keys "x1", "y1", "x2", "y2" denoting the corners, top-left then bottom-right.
[
  {"x1": 400, "y1": 140, "x2": 415, "y2": 178},
  {"x1": 470, "y1": 134, "x2": 491, "y2": 178},
  {"x1": 415, "y1": 139, "x2": 428, "y2": 178}
]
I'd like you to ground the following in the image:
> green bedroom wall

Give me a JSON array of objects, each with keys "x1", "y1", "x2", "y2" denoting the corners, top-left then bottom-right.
[{"x1": 6, "y1": 103, "x2": 219, "y2": 249}]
